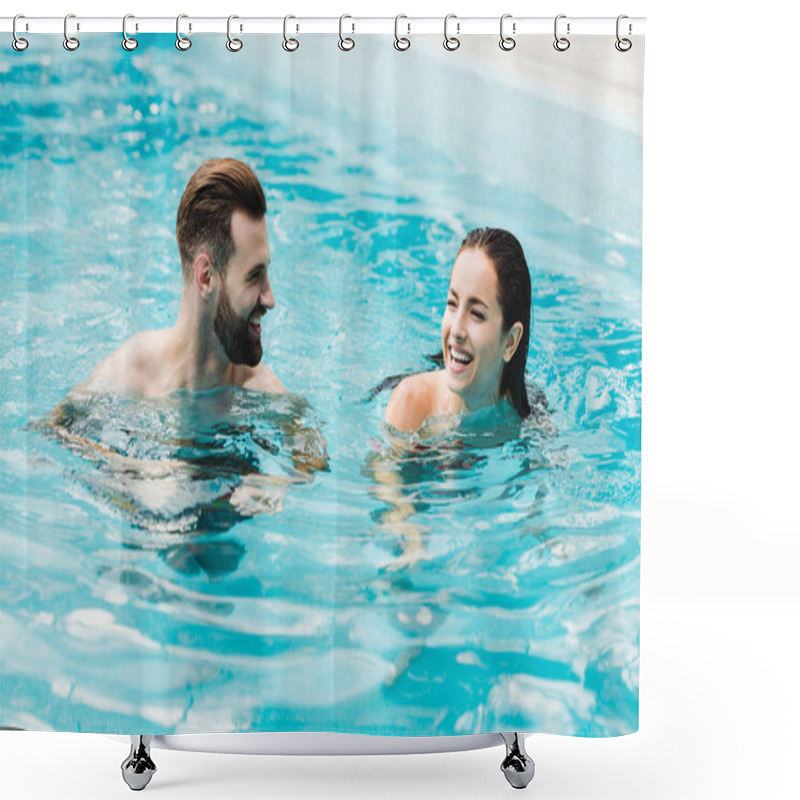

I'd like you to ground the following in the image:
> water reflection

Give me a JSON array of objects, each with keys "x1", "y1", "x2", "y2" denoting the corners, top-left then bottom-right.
[
  {"x1": 364, "y1": 383, "x2": 555, "y2": 573},
  {"x1": 33, "y1": 386, "x2": 329, "y2": 577}
]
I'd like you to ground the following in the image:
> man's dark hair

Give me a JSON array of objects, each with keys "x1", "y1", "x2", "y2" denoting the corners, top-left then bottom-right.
[{"x1": 176, "y1": 158, "x2": 266, "y2": 281}]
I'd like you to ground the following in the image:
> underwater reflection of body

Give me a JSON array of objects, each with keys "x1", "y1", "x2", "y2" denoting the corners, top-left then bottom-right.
[
  {"x1": 362, "y1": 397, "x2": 555, "y2": 669},
  {"x1": 366, "y1": 395, "x2": 554, "y2": 573},
  {"x1": 39, "y1": 386, "x2": 329, "y2": 577}
]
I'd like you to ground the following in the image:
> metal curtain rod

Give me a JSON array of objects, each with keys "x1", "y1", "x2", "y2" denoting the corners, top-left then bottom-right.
[{"x1": 1, "y1": 16, "x2": 646, "y2": 36}]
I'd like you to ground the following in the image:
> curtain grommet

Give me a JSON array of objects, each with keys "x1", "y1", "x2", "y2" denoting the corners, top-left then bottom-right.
[
  {"x1": 338, "y1": 14, "x2": 355, "y2": 51},
  {"x1": 553, "y1": 15, "x2": 570, "y2": 52},
  {"x1": 615, "y1": 15, "x2": 632, "y2": 52},
  {"x1": 499, "y1": 14, "x2": 516, "y2": 51},
  {"x1": 12, "y1": 15, "x2": 29, "y2": 51},
  {"x1": 443, "y1": 14, "x2": 460, "y2": 51},
  {"x1": 176, "y1": 14, "x2": 192, "y2": 51},
  {"x1": 282, "y1": 15, "x2": 299, "y2": 52},
  {"x1": 63, "y1": 13, "x2": 80, "y2": 51},
  {"x1": 122, "y1": 14, "x2": 138, "y2": 51},
  {"x1": 394, "y1": 15, "x2": 410, "y2": 51},
  {"x1": 226, "y1": 15, "x2": 243, "y2": 52}
]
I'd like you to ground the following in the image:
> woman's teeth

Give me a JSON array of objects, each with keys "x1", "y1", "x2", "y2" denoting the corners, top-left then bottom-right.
[{"x1": 450, "y1": 347, "x2": 473, "y2": 365}]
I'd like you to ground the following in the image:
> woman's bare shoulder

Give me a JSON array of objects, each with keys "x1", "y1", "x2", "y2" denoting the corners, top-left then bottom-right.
[{"x1": 384, "y1": 371, "x2": 437, "y2": 432}]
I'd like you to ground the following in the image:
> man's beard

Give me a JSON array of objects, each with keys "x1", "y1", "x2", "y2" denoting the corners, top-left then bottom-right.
[{"x1": 213, "y1": 282, "x2": 263, "y2": 367}]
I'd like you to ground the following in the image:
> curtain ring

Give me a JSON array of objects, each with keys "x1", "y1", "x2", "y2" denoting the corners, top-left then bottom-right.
[
  {"x1": 122, "y1": 14, "x2": 138, "y2": 51},
  {"x1": 176, "y1": 14, "x2": 192, "y2": 51},
  {"x1": 443, "y1": 14, "x2": 460, "y2": 51},
  {"x1": 283, "y1": 15, "x2": 299, "y2": 51},
  {"x1": 339, "y1": 14, "x2": 355, "y2": 51},
  {"x1": 12, "y1": 14, "x2": 29, "y2": 51},
  {"x1": 553, "y1": 14, "x2": 570, "y2": 52},
  {"x1": 499, "y1": 14, "x2": 515, "y2": 51},
  {"x1": 394, "y1": 14, "x2": 410, "y2": 51},
  {"x1": 63, "y1": 13, "x2": 80, "y2": 51},
  {"x1": 615, "y1": 15, "x2": 632, "y2": 52},
  {"x1": 226, "y1": 15, "x2": 243, "y2": 52}
]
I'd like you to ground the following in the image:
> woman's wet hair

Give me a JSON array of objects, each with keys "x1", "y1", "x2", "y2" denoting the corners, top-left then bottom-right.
[
  {"x1": 176, "y1": 158, "x2": 267, "y2": 282},
  {"x1": 458, "y1": 227, "x2": 532, "y2": 419}
]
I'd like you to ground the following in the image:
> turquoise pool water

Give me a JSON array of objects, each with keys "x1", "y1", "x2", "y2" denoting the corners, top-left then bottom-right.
[{"x1": 0, "y1": 34, "x2": 641, "y2": 736}]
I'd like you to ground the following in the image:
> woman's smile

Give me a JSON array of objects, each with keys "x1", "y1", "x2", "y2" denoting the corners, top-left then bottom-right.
[{"x1": 447, "y1": 344, "x2": 474, "y2": 374}]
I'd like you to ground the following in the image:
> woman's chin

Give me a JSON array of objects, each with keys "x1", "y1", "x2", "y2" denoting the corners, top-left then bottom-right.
[
  {"x1": 444, "y1": 372, "x2": 501, "y2": 413},
  {"x1": 444, "y1": 370, "x2": 467, "y2": 395}
]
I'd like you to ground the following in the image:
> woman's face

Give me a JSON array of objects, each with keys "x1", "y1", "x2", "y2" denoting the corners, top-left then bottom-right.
[{"x1": 441, "y1": 247, "x2": 518, "y2": 411}]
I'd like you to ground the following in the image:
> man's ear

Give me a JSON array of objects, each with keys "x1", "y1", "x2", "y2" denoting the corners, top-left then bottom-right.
[{"x1": 194, "y1": 253, "x2": 214, "y2": 298}]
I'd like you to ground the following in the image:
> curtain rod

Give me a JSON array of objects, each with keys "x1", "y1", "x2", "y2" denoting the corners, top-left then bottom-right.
[{"x1": 1, "y1": 16, "x2": 646, "y2": 37}]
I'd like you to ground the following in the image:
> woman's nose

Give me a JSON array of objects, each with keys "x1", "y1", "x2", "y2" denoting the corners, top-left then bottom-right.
[{"x1": 452, "y1": 311, "x2": 468, "y2": 339}]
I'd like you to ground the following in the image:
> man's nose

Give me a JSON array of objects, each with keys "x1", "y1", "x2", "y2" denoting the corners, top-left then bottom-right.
[{"x1": 260, "y1": 283, "x2": 275, "y2": 309}]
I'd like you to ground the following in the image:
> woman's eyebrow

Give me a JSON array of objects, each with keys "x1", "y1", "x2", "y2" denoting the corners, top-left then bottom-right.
[{"x1": 448, "y1": 288, "x2": 488, "y2": 308}]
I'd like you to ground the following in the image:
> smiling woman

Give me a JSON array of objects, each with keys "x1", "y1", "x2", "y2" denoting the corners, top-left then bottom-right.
[{"x1": 384, "y1": 227, "x2": 532, "y2": 433}]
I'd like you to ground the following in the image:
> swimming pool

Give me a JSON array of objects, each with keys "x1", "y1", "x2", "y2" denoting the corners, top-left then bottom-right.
[{"x1": 0, "y1": 34, "x2": 641, "y2": 736}]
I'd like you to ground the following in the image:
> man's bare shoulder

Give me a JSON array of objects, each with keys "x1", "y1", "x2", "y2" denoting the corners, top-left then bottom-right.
[
  {"x1": 239, "y1": 363, "x2": 287, "y2": 394},
  {"x1": 384, "y1": 371, "x2": 436, "y2": 432},
  {"x1": 81, "y1": 331, "x2": 165, "y2": 395}
]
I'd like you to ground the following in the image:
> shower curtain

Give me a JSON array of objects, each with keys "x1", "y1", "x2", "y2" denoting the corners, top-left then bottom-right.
[{"x1": 0, "y1": 25, "x2": 643, "y2": 738}]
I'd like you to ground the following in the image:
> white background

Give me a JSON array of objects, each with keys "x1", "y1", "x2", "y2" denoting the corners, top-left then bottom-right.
[{"x1": 2, "y1": 1, "x2": 798, "y2": 798}]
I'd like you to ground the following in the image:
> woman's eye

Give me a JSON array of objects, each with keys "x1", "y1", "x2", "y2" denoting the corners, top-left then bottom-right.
[
  {"x1": 472, "y1": 311, "x2": 485, "y2": 320},
  {"x1": 446, "y1": 299, "x2": 456, "y2": 308}
]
